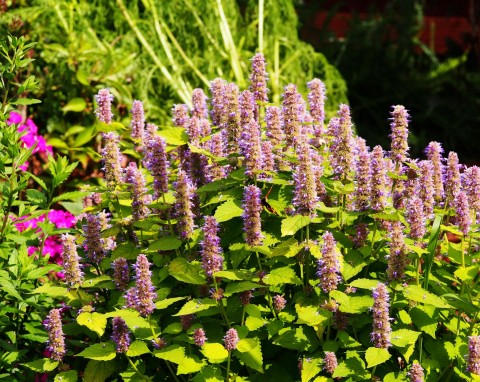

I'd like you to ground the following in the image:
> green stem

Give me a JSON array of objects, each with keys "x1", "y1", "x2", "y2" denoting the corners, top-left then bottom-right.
[
  {"x1": 258, "y1": 0, "x2": 264, "y2": 53},
  {"x1": 226, "y1": 350, "x2": 232, "y2": 382},
  {"x1": 213, "y1": 278, "x2": 230, "y2": 327},
  {"x1": 127, "y1": 356, "x2": 149, "y2": 381}
]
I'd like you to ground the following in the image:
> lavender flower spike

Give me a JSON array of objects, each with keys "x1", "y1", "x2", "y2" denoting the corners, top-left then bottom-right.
[
  {"x1": 125, "y1": 162, "x2": 151, "y2": 221},
  {"x1": 292, "y1": 139, "x2": 318, "y2": 217},
  {"x1": 273, "y1": 295, "x2": 287, "y2": 311},
  {"x1": 329, "y1": 104, "x2": 355, "y2": 180},
  {"x1": 101, "y1": 132, "x2": 124, "y2": 189},
  {"x1": 445, "y1": 151, "x2": 461, "y2": 200},
  {"x1": 223, "y1": 328, "x2": 239, "y2": 351},
  {"x1": 111, "y1": 257, "x2": 130, "y2": 291},
  {"x1": 209, "y1": 78, "x2": 227, "y2": 126},
  {"x1": 83, "y1": 213, "x2": 106, "y2": 264},
  {"x1": 174, "y1": 170, "x2": 196, "y2": 240},
  {"x1": 61, "y1": 234, "x2": 83, "y2": 287},
  {"x1": 194, "y1": 328, "x2": 208, "y2": 347},
  {"x1": 455, "y1": 190, "x2": 471, "y2": 236},
  {"x1": 44, "y1": 308, "x2": 66, "y2": 361},
  {"x1": 239, "y1": 118, "x2": 263, "y2": 179},
  {"x1": 125, "y1": 254, "x2": 157, "y2": 316},
  {"x1": 249, "y1": 52, "x2": 269, "y2": 121},
  {"x1": 317, "y1": 231, "x2": 342, "y2": 293},
  {"x1": 307, "y1": 78, "x2": 327, "y2": 139},
  {"x1": 143, "y1": 135, "x2": 169, "y2": 199},
  {"x1": 408, "y1": 361, "x2": 425, "y2": 382},
  {"x1": 425, "y1": 141, "x2": 445, "y2": 202},
  {"x1": 353, "y1": 138, "x2": 371, "y2": 211},
  {"x1": 201, "y1": 216, "x2": 224, "y2": 277},
  {"x1": 389, "y1": 105, "x2": 410, "y2": 164},
  {"x1": 130, "y1": 100, "x2": 145, "y2": 142},
  {"x1": 112, "y1": 316, "x2": 131, "y2": 353},
  {"x1": 371, "y1": 283, "x2": 392, "y2": 349},
  {"x1": 387, "y1": 221, "x2": 408, "y2": 281},
  {"x1": 242, "y1": 185, "x2": 264, "y2": 247},
  {"x1": 95, "y1": 88, "x2": 114, "y2": 124},
  {"x1": 370, "y1": 145, "x2": 389, "y2": 211},
  {"x1": 282, "y1": 84, "x2": 303, "y2": 148},
  {"x1": 323, "y1": 352, "x2": 338, "y2": 375},
  {"x1": 467, "y1": 335, "x2": 480, "y2": 375},
  {"x1": 191, "y1": 88, "x2": 209, "y2": 119},
  {"x1": 406, "y1": 195, "x2": 426, "y2": 241}
]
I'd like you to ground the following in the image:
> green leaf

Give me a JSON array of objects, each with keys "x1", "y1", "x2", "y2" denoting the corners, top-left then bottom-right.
[
  {"x1": 348, "y1": 278, "x2": 382, "y2": 290},
  {"x1": 330, "y1": 291, "x2": 373, "y2": 314},
  {"x1": 12, "y1": 98, "x2": 41, "y2": 105},
  {"x1": 390, "y1": 329, "x2": 421, "y2": 358},
  {"x1": 54, "y1": 370, "x2": 78, "y2": 382},
  {"x1": 333, "y1": 351, "x2": 367, "y2": 379},
  {"x1": 77, "y1": 312, "x2": 107, "y2": 337},
  {"x1": 168, "y1": 257, "x2": 206, "y2": 285},
  {"x1": 295, "y1": 304, "x2": 331, "y2": 326},
  {"x1": 176, "y1": 355, "x2": 204, "y2": 375},
  {"x1": 148, "y1": 236, "x2": 182, "y2": 251},
  {"x1": 26, "y1": 189, "x2": 47, "y2": 207},
  {"x1": 155, "y1": 297, "x2": 186, "y2": 310},
  {"x1": 264, "y1": 267, "x2": 302, "y2": 286},
  {"x1": 281, "y1": 214, "x2": 311, "y2": 236},
  {"x1": 365, "y1": 347, "x2": 391, "y2": 368},
  {"x1": 32, "y1": 284, "x2": 68, "y2": 298},
  {"x1": 301, "y1": 357, "x2": 322, "y2": 382},
  {"x1": 22, "y1": 358, "x2": 58, "y2": 372},
  {"x1": 126, "y1": 341, "x2": 150, "y2": 357},
  {"x1": 213, "y1": 269, "x2": 253, "y2": 281},
  {"x1": 403, "y1": 285, "x2": 452, "y2": 309},
  {"x1": 0, "y1": 279, "x2": 23, "y2": 301},
  {"x1": 273, "y1": 326, "x2": 319, "y2": 351},
  {"x1": 51, "y1": 191, "x2": 91, "y2": 203},
  {"x1": 235, "y1": 338, "x2": 263, "y2": 373},
  {"x1": 154, "y1": 344, "x2": 185, "y2": 363},
  {"x1": 245, "y1": 316, "x2": 265, "y2": 331},
  {"x1": 83, "y1": 360, "x2": 116, "y2": 382},
  {"x1": 224, "y1": 281, "x2": 263, "y2": 296},
  {"x1": 409, "y1": 306, "x2": 437, "y2": 338},
  {"x1": 201, "y1": 343, "x2": 228, "y2": 363},
  {"x1": 270, "y1": 237, "x2": 303, "y2": 258},
  {"x1": 76, "y1": 343, "x2": 116, "y2": 361},
  {"x1": 158, "y1": 126, "x2": 188, "y2": 146},
  {"x1": 454, "y1": 265, "x2": 479, "y2": 282},
  {"x1": 174, "y1": 299, "x2": 217, "y2": 316},
  {"x1": 214, "y1": 200, "x2": 243, "y2": 222},
  {"x1": 62, "y1": 98, "x2": 86, "y2": 113},
  {"x1": 191, "y1": 365, "x2": 224, "y2": 382}
]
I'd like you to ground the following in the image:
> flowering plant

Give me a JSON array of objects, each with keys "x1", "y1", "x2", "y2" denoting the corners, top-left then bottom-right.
[{"x1": 21, "y1": 51, "x2": 479, "y2": 382}]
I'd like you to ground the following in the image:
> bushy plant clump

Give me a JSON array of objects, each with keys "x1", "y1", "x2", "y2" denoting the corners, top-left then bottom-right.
[{"x1": 7, "y1": 51, "x2": 480, "y2": 381}]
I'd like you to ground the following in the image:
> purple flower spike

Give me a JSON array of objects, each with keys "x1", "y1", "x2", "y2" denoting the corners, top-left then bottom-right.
[
  {"x1": 370, "y1": 145, "x2": 389, "y2": 211},
  {"x1": 406, "y1": 195, "x2": 426, "y2": 241},
  {"x1": 112, "y1": 316, "x2": 131, "y2": 353},
  {"x1": 329, "y1": 104, "x2": 355, "y2": 180},
  {"x1": 174, "y1": 170, "x2": 196, "y2": 240},
  {"x1": 418, "y1": 160, "x2": 435, "y2": 218},
  {"x1": 200, "y1": 216, "x2": 224, "y2": 277},
  {"x1": 210, "y1": 78, "x2": 228, "y2": 126},
  {"x1": 387, "y1": 221, "x2": 408, "y2": 281},
  {"x1": 111, "y1": 257, "x2": 130, "y2": 291},
  {"x1": 282, "y1": 84, "x2": 303, "y2": 148},
  {"x1": 273, "y1": 295, "x2": 287, "y2": 311},
  {"x1": 206, "y1": 132, "x2": 228, "y2": 181},
  {"x1": 239, "y1": 90, "x2": 256, "y2": 128},
  {"x1": 307, "y1": 78, "x2": 327, "y2": 139},
  {"x1": 389, "y1": 105, "x2": 410, "y2": 164},
  {"x1": 239, "y1": 118, "x2": 263, "y2": 179},
  {"x1": 223, "y1": 328, "x2": 239, "y2": 351},
  {"x1": 323, "y1": 352, "x2": 338, "y2": 375},
  {"x1": 467, "y1": 336, "x2": 480, "y2": 375},
  {"x1": 194, "y1": 328, "x2": 208, "y2": 347},
  {"x1": 95, "y1": 89, "x2": 114, "y2": 124},
  {"x1": 354, "y1": 138, "x2": 371, "y2": 211},
  {"x1": 125, "y1": 162, "x2": 151, "y2": 221},
  {"x1": 44, "y1": 309, "x2": 66, "y2": 362},
  {"x1": 293, "y1": 140, "x2": 318, "y2": 217},
  {"x1": 61, "y1": 234, "x2": 83, "y2": 287},
  {"x1": 101, "y1": 132, "x2": 124, "y2": 189},
  {"x1": 172, "y1": 104, "x2": 190, "y2": 128},
  {"x1": 249, "y1": 53, "x2": 269, "y2": 105},
  {"x1": 125, "y1": 254, "x2": 157, "y2": 316},
  {"x1": 83, "y1": 213, "x2": 106, "y2": 264},
  {"x1": 143, "y1": 135, "x2": 169, "y2": 199},
  {"x1": 224, "y1": 83, "x2": 241, "y2": 155},
  {"x1": 455, "y1": 191, "x2": 471, "y2": 236},
  {"x1": 408, "y1": 361, "x2": 425, "y2": 382},
  {"x1": 242, "y1": 185, "x2": 264, "y2": 247},
  {"x1": 445, "y1": 151, "x2": 461, "y2": 200},
  {"x1": 425, "y1": 141, "x2": 445, "y2": 202},
  {"x1": 130, "y1": 100, "x2": 145, "y2": 142},
  {"x1": 371, "y1": 283, "x2": 392, "y2": 349},
  {"x1": 191, "y1": 88, "x2": 209, "y2": 120},
  {"x1": 317, "y1": 232, "x2": 342, "y2": 293}
]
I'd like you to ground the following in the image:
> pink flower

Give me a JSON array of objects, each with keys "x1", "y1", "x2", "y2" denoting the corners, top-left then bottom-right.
[
  {"x1": 7, "y1": 111, "x2": 22, "y2": 124},
  {"x1": 48, "y1": 210, "x2": 76, "y2": 229}
]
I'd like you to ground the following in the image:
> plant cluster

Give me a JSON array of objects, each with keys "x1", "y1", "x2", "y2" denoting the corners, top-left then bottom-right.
[{"x1": 9, "y1": 50, "x2": 477, "y2": 382}]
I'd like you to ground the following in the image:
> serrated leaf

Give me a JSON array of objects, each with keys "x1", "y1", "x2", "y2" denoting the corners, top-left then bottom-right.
[
  {"x1": 333, "y1": 352, "x2": 367, "y2": 378},
  {"x1": 214, "y1": 200, "x2": 243, "y2": 222},
  {"x1": 22, "y1": 358, "x2": 58, "y2": 372},
  {"x1": 281, "y1": 215, "x2": 311, "y2": 236},
  {"x1": 148, "y1": 236, "x2": 182, "y2": 251},
  {"x1": 390, "y1": 329, "x2": 421, "y2": 348},
  {"x1": 32, "y1": 284, "x2": 68, "y2": 298},
  {"x1": 77, "y1": 312, "x2": 107, "y2": 337},
  {"x1": 168, "y1": 257, "x2": 206, "y2": 285},
  {"x1": 213, "y1": 269, "x2": 252, "y2": 281},
  {"x1": 365, "y1": 347, "x2": 391, "y2": 368},
  {"x1": 295, "y1": 304, "x2": 330, "y2": 326},
  {"x1": 270, "y1": 237, "x2": 303, "y2": 258},
  {"x1": 264, "y1": 267, "x2": 302, "y2": 286},
  {"x1": 330, "y1": 291, "x2": 373, "y2": 314},
  {"x1": 81, "y1": 275, "x2": 113, "y2": 288},
  {"x1": 454, "y1": 265, "x2": 479, "y2": 282},
  {"x1": 191, "y1": 365, "x2": 224, "y2": 382},
  {"x1": 155, "y1": 297, "x2": 186, "y2": 310},
  {"x1": 245, "y1": 316, "x2": 265, "y2": 331},
  {"x1": 409, "y1": 306, "x2": 437, "y2": 338},
  {"x1": 235, "y1": 338, "x2": 263, "y2": 373},
  {"x1": 348, "y1": 278, "x2": 381, "y2": 290},
  {"x1": 174, "y1": 299, "x2": 217, "y2": 316},
  {"x1": 126, "y1": 341, "x2": 150, "y2": 357},
  {"x1": 176, "y1": 354, "x2": 204, "y2": 375},
  {"x1": 301, "y1": 357, "x2": 322, "y2": 382},
  {"x1": 83, "y1": 360, "x2": 116, "y2": 382},
  {"x1": 158, "y1": 126, "x2": 188, "y2": 146},
  {"x1": 76, "y1": 343, "x2": 116, "y2": 361},
  {"x1": 224, "y1": 281, "x2": 263, "y2": 296},
  {"x1": 403, "y1": 285, "x2": 452, "y2": 308},
  {"x1": 51, "y1": 191, "x2": 91, "y2": 203},
  {"x1": 201, "y1": 343, "x2": 228, "y2": 363},
  {"x1": 153, "y1": 344, "x2": 185, "y2": 363},
  {"x1": 273, "y1": 326, "x2": 319, "y2": 352},
  {"x1": 54, "y1": 370, "x2": 77, "y2": 382}
]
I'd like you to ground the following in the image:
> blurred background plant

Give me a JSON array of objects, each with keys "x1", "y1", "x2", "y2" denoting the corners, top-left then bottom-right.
[
  {"x1": 298, "y1": 0, "x2": 480, "y2": 161},
  {"x1": 1, "y1": 0, "x2": 347, "y2": 171}
]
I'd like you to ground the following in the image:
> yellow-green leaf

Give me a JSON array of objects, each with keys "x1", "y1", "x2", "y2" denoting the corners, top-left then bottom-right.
[
  {"x1": 365, "y1": 347, "x2": 391, "y2": 368},
  {"x1": 76, "y1": 343, "x2": 116, "y2": 361},
  {"x1": 281, "y1": 215, "x2": 311, "y2": 237},
  {"x1": 214, "y1": 200, "x2": 243, "y2": 222},
  {"x1": 235, "y1": 338, "x2": 263, "y2": 372},
  {"x1": 168, "y1": 257, "x2": 206, "y2": 285},
  {"x1": 126, "y1": 340, "x2": 150, "y2": 357},
  {"x1": 77, "y1": 312, "x2": 107, "y2": 337},
  {"x1": 201, "y1": 343, "x2": 229, "y2": 363}
]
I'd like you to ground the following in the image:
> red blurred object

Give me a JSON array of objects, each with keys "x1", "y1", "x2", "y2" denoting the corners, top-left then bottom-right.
[{"x1": 308, "y1": 0, "x2": 476, "y2": 55}]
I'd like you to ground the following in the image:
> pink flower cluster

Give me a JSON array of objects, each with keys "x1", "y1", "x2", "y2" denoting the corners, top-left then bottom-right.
[
  {"x1": 7, "y1": 111, "x2": 53, "y2": 170},
  {"x1": 15, "y1": 210, "x2": 76, "y2": 277}
]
